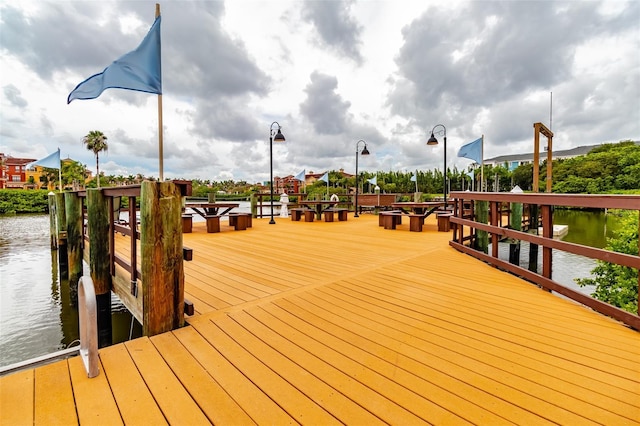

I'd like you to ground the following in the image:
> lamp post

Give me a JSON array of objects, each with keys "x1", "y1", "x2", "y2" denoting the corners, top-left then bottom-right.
[
  {"x1": 427, "y1": 124, "x2": 447, "y2": 202},
  {"x1": 354, "y1": 139, "x2": 370, "y2": 218},
  {"x1": 269, "y1": 121, "x2": 286, "y2": 224}
]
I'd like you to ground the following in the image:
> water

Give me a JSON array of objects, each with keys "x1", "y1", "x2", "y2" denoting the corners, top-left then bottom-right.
[
  {"x1": 0, "y1": 214, "x2": 140, "y2": 368},
  {"x1": 0, "y1": 208, "x2": 621, "y2": 367},
  {"x1": 491, "y1": 208, "x2": 619, "y2": 297}
]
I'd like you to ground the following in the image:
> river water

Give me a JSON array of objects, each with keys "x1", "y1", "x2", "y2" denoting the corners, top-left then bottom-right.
[{"x1": 0, "y1": 208, "x2": 620, "y2": 368}]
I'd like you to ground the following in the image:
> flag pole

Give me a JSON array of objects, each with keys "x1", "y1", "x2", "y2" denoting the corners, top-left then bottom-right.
[
  {"x1": 481, "y1": 134, "x2": 484, "y2": 192},
  {"x1": 155, "y1": 3, "x2": 164, "y2": 182}
]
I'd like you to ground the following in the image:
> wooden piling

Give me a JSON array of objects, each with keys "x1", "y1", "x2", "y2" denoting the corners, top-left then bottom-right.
[
  {"x1": 55, "y1": 193, "x2": 68, "y2": 276},
  {"x1": 475, "y1": 200, "x2": 488, "y2": 253},
  {"x1": 509, "y1": 201, "x2": 522, "y2": 265},
  {"x1": 65, "y1": 192, "x2": 83, "y2": 288},
  {"x1": 250, "y1": 193, "x2": 257, "y2": 218},
  {"x1": 48, "y1": 193, "x2": 57, "y2": 249},
  {"x1": 528, "y1": 204, "x2": 539, "y2": 273},
  {"x1": 86, "y1": 189, "x2": 112, "y2": 348},
  {"x1": 140, "y1": 181, "x2": 184, "y2": 335}
]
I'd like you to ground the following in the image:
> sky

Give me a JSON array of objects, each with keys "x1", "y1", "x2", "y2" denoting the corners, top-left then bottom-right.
[{"x1": 1, "y1": 0, "x2": 639, "y2": 184}]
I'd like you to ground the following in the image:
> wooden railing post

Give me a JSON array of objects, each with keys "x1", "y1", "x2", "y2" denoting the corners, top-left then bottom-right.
[
  {"x1": 65, "y1": 192, "x2": 83, "y2": 288},
  {"x1": 140, "y1": 181, "x2": 184, "y2": 335},
  {"x1": 87, "y1": 189, "x2": 112, "y2": 348}
]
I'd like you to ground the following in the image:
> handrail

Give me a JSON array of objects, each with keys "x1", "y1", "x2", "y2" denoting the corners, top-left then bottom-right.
[
  {"x1": 78, "y1": 276, "x2": 99, "y2": 378},
  {"x1": 449, "y1": 191, "x2": 640, "y2": 330}
]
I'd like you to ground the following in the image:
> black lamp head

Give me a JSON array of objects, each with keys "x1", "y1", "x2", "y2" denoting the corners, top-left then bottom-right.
[
  {"x1": 427, "y1": 132, "x2": 438, "y2": 146},
  {"x1": 274, "y1": 128, "x2": 285, "y2": 142}
]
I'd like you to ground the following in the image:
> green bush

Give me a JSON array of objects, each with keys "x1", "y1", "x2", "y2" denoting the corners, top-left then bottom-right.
[
  {"x1": 576, "y1": 210, "x2": 639, "y2": 314},
  {"x1": 0, "y1": 189, "x2": 51, "y2": 214}
]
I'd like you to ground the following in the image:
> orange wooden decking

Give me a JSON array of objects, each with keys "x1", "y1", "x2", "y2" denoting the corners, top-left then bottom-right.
[{"x1": 2, "y1": 214, "x2": 639, "y2": 425}]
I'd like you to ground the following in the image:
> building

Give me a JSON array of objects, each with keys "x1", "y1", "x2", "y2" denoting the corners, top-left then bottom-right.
[
  {"x1": 0, "y1": 153, "x2": 36, "y2": 189},
  {"x1": 0, "y1": 153, "x2": 91, "y2": 190},
  {"x1": 483, "y1": 144, "x2": 600, "y2": 171}
]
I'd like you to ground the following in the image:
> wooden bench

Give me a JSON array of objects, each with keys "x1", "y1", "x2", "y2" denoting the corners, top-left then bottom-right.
[
  {"x1": 205, "y1": 215, "x2": 220, "y2": 233},
  {"x1": 182, "y1": 213, "x2": 193, "y2": 233},
  {"x1": 290, "y1": 208, "x2": 306, "y2": 221},
  {"x1": 304, "y1": 209, "x2": 315, "y2": 222},
  {"x1": 379, "y1": 211, "x2": 425, "y2": 232},
  {"x1": 437, "y1": 212, "x2": 453, "y2": 232},
  {"x1": 379, "y1": 211, "x2": 403, "y2": 229},
  {"x1": 324, "y1": 208, "x2": 349, "y2": 222},
  {"x1": 229, "y1": 213, "x2": 252, "y2": 230},
  {"x1": 408, "y1": 214, "x2": 425, "y2": 232}
]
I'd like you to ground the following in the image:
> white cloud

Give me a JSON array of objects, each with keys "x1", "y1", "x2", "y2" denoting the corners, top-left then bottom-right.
[{"x1": 1, "y1": 0, "x2": 638, "y2": 183}]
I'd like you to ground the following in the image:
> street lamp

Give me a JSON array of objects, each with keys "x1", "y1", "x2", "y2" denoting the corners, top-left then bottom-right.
[
  {"x1": 269, "y1": 121, "x2": 286, "y2": 224},
  {"x1": 427, "y1": 124, "x2": 447, "y2": 202},
  {"x1": 354, "y1": 139, "x2": 370, "y2": 218}
]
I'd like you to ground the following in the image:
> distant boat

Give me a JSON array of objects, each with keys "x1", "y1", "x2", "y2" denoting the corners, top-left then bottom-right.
[{"x1": 538, "y1": 224, "x2": 569, "y2": 238}]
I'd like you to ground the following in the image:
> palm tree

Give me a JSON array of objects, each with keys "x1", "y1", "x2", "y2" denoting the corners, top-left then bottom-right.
[{"x1": 82, "y1": 130, "x2": 108, "y2": 188}]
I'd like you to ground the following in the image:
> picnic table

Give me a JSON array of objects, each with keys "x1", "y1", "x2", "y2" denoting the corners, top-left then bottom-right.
[
  {"x1": 185, "y1": 202, "x2": 240, "y2": 218},
  {"x1": 391, "y1": 201, "x2": 448, "y2": 216},
  {"x1": 298, "y1": 200, "x2": 340, "y2": 220},
  {"x1": 381, "y1": 202, "x2": 451, "y2": 232}
]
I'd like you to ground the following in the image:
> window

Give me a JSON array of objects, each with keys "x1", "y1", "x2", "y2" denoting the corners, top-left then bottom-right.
[{"x1": 12, "y1": 175, "x2": 21, "y2": 181}]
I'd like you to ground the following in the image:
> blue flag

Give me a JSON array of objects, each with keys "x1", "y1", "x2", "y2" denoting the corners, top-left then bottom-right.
[
  {"x1": 318, "y1": 172, "x2": 329, "y2": 183},
  {"x1": 294, "y1": 169, "x2": 305, "y2": 182},
  {"x1": 367, "y1": 176, "x2": 377, "y2": 185},
  {"x1": 410, "y1": 174, "x2": 416, "y2": 182},
  {"x1": 29, "y1": 149, "x2": 60, "y2": 169},
  {"x1": 457, "y1": 137, "x2": 482, "y2": 163},
  {"x1": 68, "y1": 16, "x2": 162, "y2": 103}
]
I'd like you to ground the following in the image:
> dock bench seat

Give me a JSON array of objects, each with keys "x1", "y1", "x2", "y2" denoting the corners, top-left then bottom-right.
[
  {"x1": 436, "y1": 212, "x2": 453, "y2": 232},
  {"x1": 205, "y1": 215, "x2": 220, "y2": 233},
  {"x1": 325, "y1": 208, "x2": 348, "y2": 222},
  {"x1": 229, "y1": 213, "x2": 252, "y2": 230},
  {"x1": 290, "y1": 208, "x2": 307, "y2": 221},
  {"x1": 182, "y1": 213, "x2": 193, "y2": 233},
  {"x1": 303, "y1": 209, "x2": 315, "y2": 222},
  {"x1": 408, "y1": 213, "x2": 425, "y2": 232},
  {"x1": 379, "y1": 211, "x2": 403, "y2": 229}
]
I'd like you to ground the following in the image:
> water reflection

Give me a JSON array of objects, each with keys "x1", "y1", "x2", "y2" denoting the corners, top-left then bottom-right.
[{"x1": 553, "y1": 209, "x2": 619, "y2": 248}]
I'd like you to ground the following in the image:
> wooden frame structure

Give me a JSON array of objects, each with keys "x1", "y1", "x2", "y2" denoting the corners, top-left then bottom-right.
[{"x1": 533, "y1": 122, "x2": 554, "y2": 192}]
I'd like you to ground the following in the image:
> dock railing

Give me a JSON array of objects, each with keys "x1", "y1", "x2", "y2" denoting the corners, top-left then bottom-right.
[{"x1": 449, "y1": 192, "x2": 639, "y2": 330}]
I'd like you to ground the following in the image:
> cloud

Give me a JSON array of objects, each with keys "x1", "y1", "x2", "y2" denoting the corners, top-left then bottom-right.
[
  {"x1": 0, "y1": 0, "x2": 637, "y2": 181},
  {"x1": 299, "y1": 71, "x2": 352, "y2": 135},
  {"x1": 3, "y1": 84, "x2": 27, "y2": 108},
  {"x1": 301, "y1": 0, "x2": 363, "y2": 64}
]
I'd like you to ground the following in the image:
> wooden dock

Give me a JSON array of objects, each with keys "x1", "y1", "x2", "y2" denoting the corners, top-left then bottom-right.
[{"x1": 2, "y1": 214, "x2": 639, "y2": 425}]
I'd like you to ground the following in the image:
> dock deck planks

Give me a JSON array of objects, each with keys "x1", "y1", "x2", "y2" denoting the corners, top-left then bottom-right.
[{"x1": 2, "y1": 214, "x2": 639, "y2": 425}]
